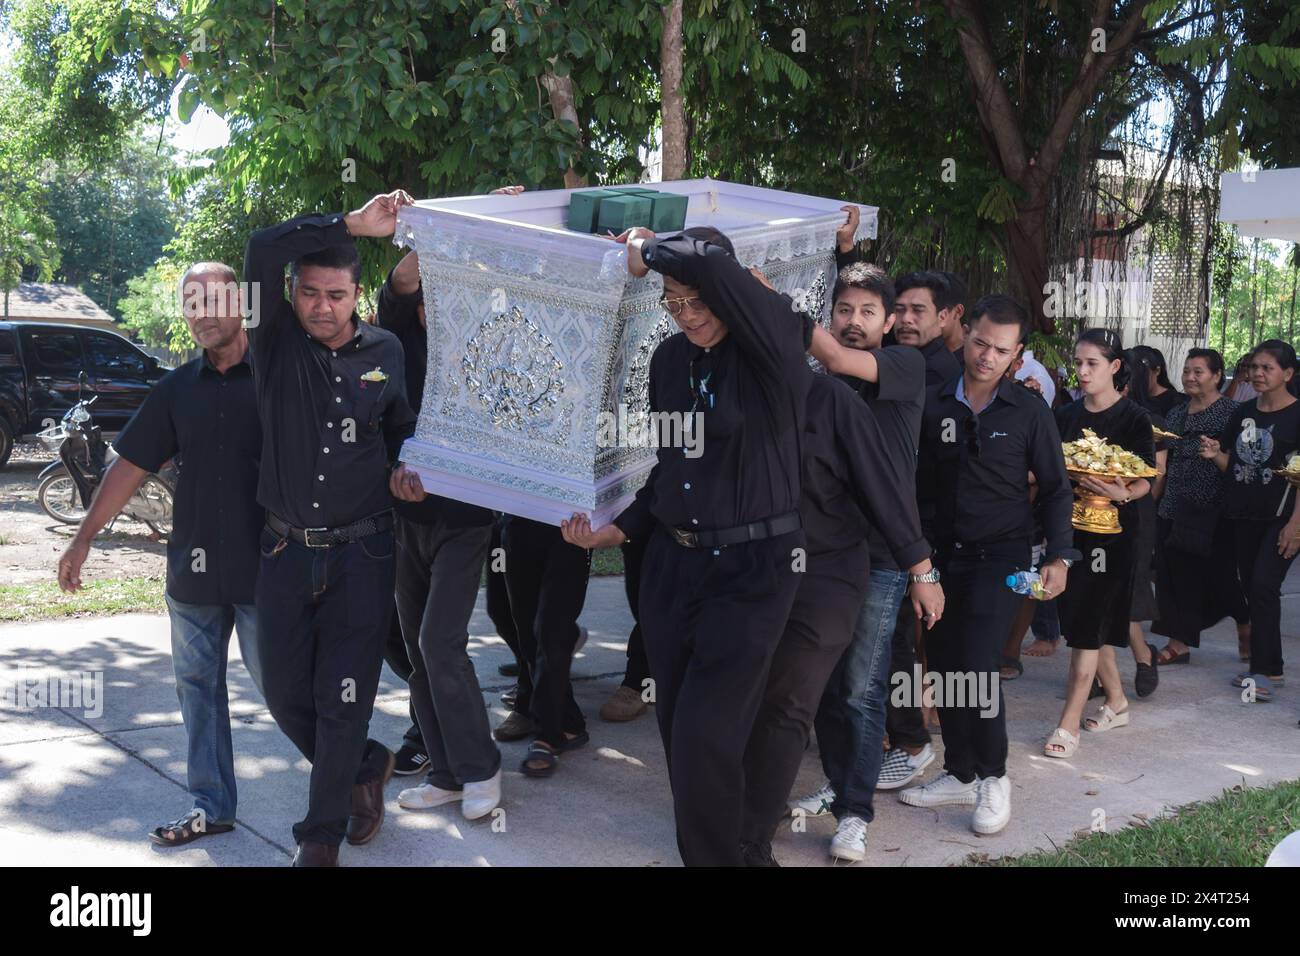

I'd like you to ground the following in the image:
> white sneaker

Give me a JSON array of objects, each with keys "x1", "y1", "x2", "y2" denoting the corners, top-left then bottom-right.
[
  {"x1": 898, "y1": 771, "x2": 978, "y2": 808},
  {"x1": 462, "y1": 769, "x2": 502, "y2": 821},
  {"x1": 398, "y1": 782, "x2": 462, "y2": 810},
  {"x1": 875, "y1": 743, "x2": 935, "y2": 791},
  {"x1": 829, "y1": 815, "x2": 868, "y2": 862},
  {"x1": 788, "y1": 780, "x2": 836, "y2": 817},
  {"x1": 972, "y1": 775, "x2": 1011, "y2": 835}
]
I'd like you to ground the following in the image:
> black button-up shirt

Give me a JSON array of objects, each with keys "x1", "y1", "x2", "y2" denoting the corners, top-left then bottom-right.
[
  {"x1": 614, "y1": 234, "x2": 813, "y2": 539},
  {"x1": 376, "y1": 270, "x2": 491, "y2": 528},
  {"x1": 801, "y1": 373, "x2": 929, "y2": 568},
  {"x1": 243, "y1": 213, "x2": 417, "y2": 530},
  {"x1": 113, "y1": 350, "x2": 263, "y2": 605},
  {"x1": 917, "y1": 375, "x2": 1079, "y2": 563}
]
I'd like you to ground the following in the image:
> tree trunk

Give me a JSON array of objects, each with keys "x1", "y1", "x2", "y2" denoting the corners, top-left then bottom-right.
[
  {"x1": 1005, "y1": 207, "x2": 1051, "y2": 332},
  {"x1": 660, "y1": 0, "x2": 686, "y2": 181},
  {"x1": 540, "y1": 70, "x2": 586, "y2": 189}
]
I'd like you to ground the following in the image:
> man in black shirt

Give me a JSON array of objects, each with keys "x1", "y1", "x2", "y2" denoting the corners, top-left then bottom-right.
[
  {"x1": 57, "y1": 262, "x2": 264, "y2": 848},
  {"x1": 376, "y1": 249, "x2": 503, "y2": 819},
  {"x1": 562, "y1": 226, "x2": 812, "y2": 866},
  {"x1": 941, "y1": 270, "x2": 968, "y2": 363},
  {"x1": 738, "y1": 368, "x2": 941, "y2": 866},
  {"x1": 243, "y1": 191, "x2": 426, "y2": 866},
  {"x1": 895, "y1": 270, "x2": 963, "y2": 386},
  {"x1": 901, "y1": 294, "x2": 1078, "y2": 836}
]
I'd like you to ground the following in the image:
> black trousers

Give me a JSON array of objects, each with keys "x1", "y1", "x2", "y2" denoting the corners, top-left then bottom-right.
[
  {"x1": 925, "y1": 539, "x2": 1029, "y2": 782},
  {"x1": 501, "y1": 516, "x2": 591, "y2": 747},
  {"x1": 884, "y1": 598, "x2": 931, "y2": 750},
  {"x1": 1154, "y1": 516, "x2": 1249, "y2": 648},
  {"x1": 381, "y1": 597, "x2": 422, "y2": 750},
  {"x1": 740, "y1": 551, "x2": 870, "y2": 846},
  {"x1": 256, "y1": 526, "x2": 395, "y2": 847},
  {"x1": 1234, "y1": 516, "x2": 1295, "y2": 676},
  {"x1": 394, "y1": 517, "x2": 500, "y2": 788},
  {"x1": 639, "y1": 526, "x2": 805, "y2": 867},
  {"x1": 487, "y1": 516, "x2": 529, "y2": 710},
  {"x1": 620, "y1": 538, "x2": 652, "y2": 692}
]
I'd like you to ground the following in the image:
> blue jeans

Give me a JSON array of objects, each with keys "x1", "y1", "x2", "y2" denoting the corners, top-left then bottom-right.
[
  {"x1": 164, "y1": 596, "x2": 263, "y2": 825},
  {"x1": 814, "y1": 567, "x2": 907, "y2": 821}
]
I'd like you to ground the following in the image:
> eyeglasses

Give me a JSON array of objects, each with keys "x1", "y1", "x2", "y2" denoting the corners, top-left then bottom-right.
[
  {"x1": 662, "y1": 296, "x2": 709, "y2": 317},
  {"x1": 964, "y1": 415, "x2": 981, "y2": 458}
]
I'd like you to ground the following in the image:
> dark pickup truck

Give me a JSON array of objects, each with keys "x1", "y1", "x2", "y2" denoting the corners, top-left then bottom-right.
[{"x1": 0, "y1": 321, "x2": 170, "y2": 467}]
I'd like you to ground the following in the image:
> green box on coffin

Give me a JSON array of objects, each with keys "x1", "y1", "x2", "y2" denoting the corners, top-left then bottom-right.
[
  {"x1": 595, "y1": 194, "x2": 653, "y2": 234},
  {"x1": 565, "y1": 189, "x2": 619, "y2": 233}
]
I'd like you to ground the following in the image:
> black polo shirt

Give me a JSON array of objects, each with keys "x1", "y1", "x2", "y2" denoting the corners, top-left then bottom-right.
[
  {"x1": 375, "y1": 271, "x2": 491, "y2": 528},
  {"x1": 243, "y1": 213, "x2": 418, "y2": 530},
  {"x1": 614, "y1": 234, "x2": 813, "y2": 540},
  {"x1": 113, "y1": 350, "x2": 262, "y2": 605},
  {"x1": 917, "y1": 375, "x2": 1079, "y2": 563},
  {"x1": 920, "y1": 337, "x2": 962, "y2": 387}
]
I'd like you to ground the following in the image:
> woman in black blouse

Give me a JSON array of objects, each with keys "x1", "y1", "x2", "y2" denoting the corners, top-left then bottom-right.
[
  {"x1": 1200, "y1": 339, "x2": 1300, "y2": 703},
  {"x1": 1151, "y1": 349, "x2": 1248, "y2": 665},
  {"x1": 1131, "y1": 345, "x2": 1185, "y2": 418},
  {"x1": 1045, "y1": 330, "x2": 1155, "y2": 758}
]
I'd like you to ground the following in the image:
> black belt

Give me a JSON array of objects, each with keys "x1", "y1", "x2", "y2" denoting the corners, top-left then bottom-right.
[
  {"x1": 267, "y1": 510, "x2": 394, "y2": 549},
  {"x1": 667, "y1": 511, "x2": 801, "y2": 549}
]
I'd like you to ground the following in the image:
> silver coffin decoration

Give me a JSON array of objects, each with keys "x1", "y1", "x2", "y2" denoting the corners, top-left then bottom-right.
[{"x1": 394, "y1": 177, "x2": 878, "y2": 528}]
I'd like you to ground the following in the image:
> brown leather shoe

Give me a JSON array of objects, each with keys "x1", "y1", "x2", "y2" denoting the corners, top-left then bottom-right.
[
  {"x1": 346, "y1": 747, "x2": 396, "y2": 846},
  {"x1": 292, "y1": 840, "x2": 339, "y2": 867}
]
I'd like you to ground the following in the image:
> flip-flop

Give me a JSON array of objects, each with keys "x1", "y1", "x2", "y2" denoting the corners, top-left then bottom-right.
[
  {"x1": 558, "y1": 730, "x2": 590, "y2": 752},
  {"x1": 999, "y1": 656, "x2": 1024, "y2": 681},
  {"x1": 148, "y1": 810, "x2": 234, "y2": 847}
]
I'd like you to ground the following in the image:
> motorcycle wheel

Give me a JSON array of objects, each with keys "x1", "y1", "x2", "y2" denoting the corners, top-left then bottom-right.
[
  {"x1": 137, "y1": 476, "x2": 174, "y2": 539},
  {"x1": 38, "y1": 469, "x2": 88, "y2": 524}
]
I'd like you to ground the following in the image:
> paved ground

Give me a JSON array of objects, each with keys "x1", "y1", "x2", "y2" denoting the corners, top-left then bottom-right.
[{"x1": 1, "y1": 573, "x2": 1298, "y2": 867}]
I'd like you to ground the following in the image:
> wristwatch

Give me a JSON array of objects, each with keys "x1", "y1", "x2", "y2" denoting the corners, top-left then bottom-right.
[
  {"x1": 909, "y1": 567, "x2": 941, "y2": 584},
  {"x1": 1058, "y1": 557, "x2": 1074, "y2": 569}
]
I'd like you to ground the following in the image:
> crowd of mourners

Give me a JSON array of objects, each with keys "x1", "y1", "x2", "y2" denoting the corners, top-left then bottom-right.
[{"x1": 54, "y1": 188, "x2": 1298, "y2": 867}]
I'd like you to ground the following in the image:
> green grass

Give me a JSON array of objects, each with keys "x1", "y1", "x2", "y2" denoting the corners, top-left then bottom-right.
[
  {"x1": 0, "y1": 576, "x2": 166, "y2": 623},
  {"x1": 591, "y1": 547, "x2": 625, "y2": 576},
  {"x1": 972, "y1": 780, "x2": 1300, "y2": 866}
]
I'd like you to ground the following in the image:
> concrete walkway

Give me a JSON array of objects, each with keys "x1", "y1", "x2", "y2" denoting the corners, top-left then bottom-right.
[{"x1": 2, "y1": 575, "x2": 1298, "y2": 867}]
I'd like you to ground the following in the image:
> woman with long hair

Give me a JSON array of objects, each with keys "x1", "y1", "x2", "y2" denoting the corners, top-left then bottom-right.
[
  {"x1": 1151, "y1": 349, "x2": 1249, "y2": 665},
  {"x1": 1200, "y1": 339, "x2": 1300, "y2": 702},
  {"x1": 1045, "y1": 330, "x2": 1155, "y2": 758},
  {"x1": 1120, "y1": 348, "x2": 1164, "y2": 697},
  {"x1": 1131, "y1": 345, "x2": 1185, "y2": 417}
]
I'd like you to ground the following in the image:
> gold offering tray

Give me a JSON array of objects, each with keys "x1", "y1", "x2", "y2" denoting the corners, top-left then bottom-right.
[
  {"x1": 1066, "y1": 466, "x2": 1156, "y2": 535},
  {"x1": 1152, "y1": 427, "x2": 1179, "y2": 442}
]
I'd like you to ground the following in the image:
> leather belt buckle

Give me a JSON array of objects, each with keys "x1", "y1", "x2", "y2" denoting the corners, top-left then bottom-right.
[
  {"x1": 302, "y1": 527, "x2": 331, "y2": 549},
  {"x1": 670, "y1": 527, "x2": 698, "y2": 548}
]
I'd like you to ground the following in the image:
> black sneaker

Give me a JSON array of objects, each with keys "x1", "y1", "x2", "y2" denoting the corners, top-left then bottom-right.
[
  {"x1": 740, "y1": 841, "x2": 780, "y2": 867},
  {"x1": 498, "y1": 661, "x2": 520, "y2": 677},
  {"x1": 1135, "y1": 643, "x2": 1159, "y2": 698},
  {"x1": 393, "y1": 744, "x2": 430, "y2": 776}
]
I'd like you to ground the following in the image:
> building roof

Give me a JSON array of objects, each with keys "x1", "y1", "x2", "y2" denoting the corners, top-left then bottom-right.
[{"x1": 2, "y1": 282, "x2": 119, "y2": 330}]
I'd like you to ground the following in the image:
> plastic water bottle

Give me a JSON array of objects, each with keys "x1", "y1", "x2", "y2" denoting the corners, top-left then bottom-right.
[{"x1": 1006, "y1": 570, "x2": 1047, "y2": 599}]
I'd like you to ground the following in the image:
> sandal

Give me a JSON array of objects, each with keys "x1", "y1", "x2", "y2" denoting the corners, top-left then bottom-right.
[
  {"x1": 521, "y1": 741, "x2": 558, "y2": 778},
  {"x1": 1043, "y1": 727, "x2": 1079, "y2": 758},
  {"x1": 1083, "y1": 703, "x2": 1130, "y2": 733},
  {"x1": 1231, "y1": 672, "x2": 1284, "y2": 687},
  {"x1": 148, "y1": 809, "x2": 234, "y2": 847},
  {"x1": 1000, "y1": 656, "x2": 1024, "y2": 681},
  {"x1": 1155, "y1": 645, "x2": 1189, "y2": 665},
  {"x1": 558, "y1": 730, "x2": 590, "y2": 752}
]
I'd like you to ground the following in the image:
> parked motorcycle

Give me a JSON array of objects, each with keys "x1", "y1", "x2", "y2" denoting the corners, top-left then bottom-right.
[{"x1": 37, "y1": 394, "x2": 177, "y2": 537}]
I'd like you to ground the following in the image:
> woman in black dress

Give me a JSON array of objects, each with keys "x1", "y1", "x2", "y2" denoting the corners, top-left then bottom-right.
[
  {"x1": 1152, "y1": 349, "x2": 1248, "y2": 665},
  {"x1": 1045, "y1": 330, "x2": 1155, "y2": 758},
  {"x1": 1200, "y1": 339, "x2": 1300, "y2": 703},
  {"x1": 1131, "y1": 345, "x2": 1185, "y2": 418}
]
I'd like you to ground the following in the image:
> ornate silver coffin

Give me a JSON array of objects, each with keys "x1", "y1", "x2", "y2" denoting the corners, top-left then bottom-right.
[{"x1": 394, "y1": 178, "x2": 877, "y2": 527}]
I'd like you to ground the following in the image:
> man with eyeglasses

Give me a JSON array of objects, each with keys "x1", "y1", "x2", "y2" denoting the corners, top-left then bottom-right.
[
  {"x1": 561, "y1": 225, "x2": 812, "y2": 867},
  {"x1": 899, "y1": 294, "x2": 1078, "y2": 836}
]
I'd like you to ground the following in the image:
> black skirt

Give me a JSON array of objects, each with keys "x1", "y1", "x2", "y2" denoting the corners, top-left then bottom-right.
[
  {"x1": 1129, "y1": 496, "x2": 1159, "y2": 622},
  {"x1": 1059, "y1": 525, "x2": 1137, "y2": 650},
  {"x1": 1152, "y1": 516, "x2": 1250, "y2": 647}
]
